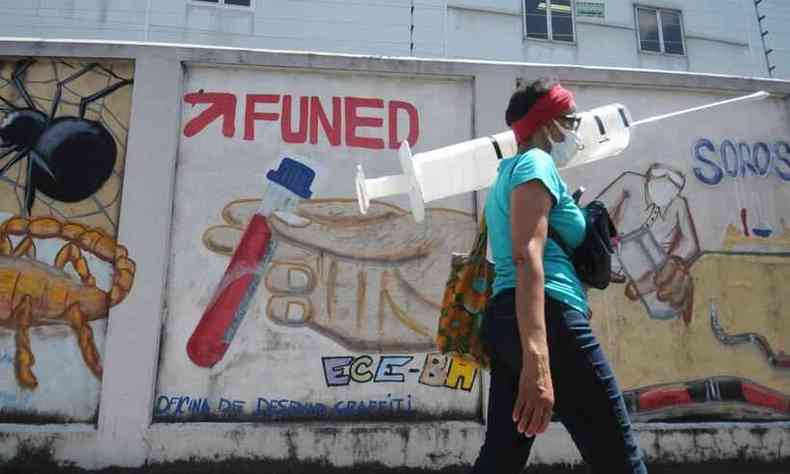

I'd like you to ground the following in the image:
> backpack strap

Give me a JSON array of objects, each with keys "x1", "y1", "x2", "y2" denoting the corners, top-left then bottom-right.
[{"x1": 549, "y1": 187, "x2": 584, "y2": 258}]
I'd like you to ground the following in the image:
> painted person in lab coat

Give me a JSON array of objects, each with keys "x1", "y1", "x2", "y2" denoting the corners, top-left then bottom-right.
[{"x1": 595, "y1": 163, "x2": 700, "y2": 324}]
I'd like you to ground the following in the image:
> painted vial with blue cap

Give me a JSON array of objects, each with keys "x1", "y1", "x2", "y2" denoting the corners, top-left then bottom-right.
[{"x1": 188, "y1": 155, "x2": 319, "y2": 368}]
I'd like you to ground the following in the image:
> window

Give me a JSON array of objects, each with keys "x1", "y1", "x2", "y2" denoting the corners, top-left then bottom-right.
[
  {"x1": 192, "y1": 0, "x2": 252, "y2": 7},
  {"x1": 636, "y1": 7, "x2": 684, "y2": 55},
  {"x1": 524, "y1": 0, "x2": 575, "y2": 43}
]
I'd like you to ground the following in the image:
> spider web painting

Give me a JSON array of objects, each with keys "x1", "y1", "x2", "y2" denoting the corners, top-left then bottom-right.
[{"x1": 0, "y1": 57, "x2": 134, "y2": 237}]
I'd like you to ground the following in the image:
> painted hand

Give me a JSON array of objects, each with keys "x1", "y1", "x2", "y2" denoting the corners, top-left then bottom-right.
[
  {"x1": 654, "y1": 256, "x2": 694, "y2": 324},
  {"x1": 624, "y1": 280, "x2": 640, "y2": 301},
  {"x1": 201, "y1": 198, "x2": 479, "y2": 351}
]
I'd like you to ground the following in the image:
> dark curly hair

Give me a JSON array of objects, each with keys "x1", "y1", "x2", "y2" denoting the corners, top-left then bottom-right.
[{"x1": 505, "y1": 77, "x2": 561, "y2": 127}]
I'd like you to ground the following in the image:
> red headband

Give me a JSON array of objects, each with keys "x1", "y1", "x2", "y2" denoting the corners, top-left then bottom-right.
[{"x1": 511, "y1": 85, "x2": 576, "y2": 145}]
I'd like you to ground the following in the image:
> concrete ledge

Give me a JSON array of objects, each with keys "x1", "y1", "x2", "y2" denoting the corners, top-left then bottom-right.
[
  {"x1": 145, "y1": 421, "x2": 790, "y2": 467},
  {"x1": 4, "y1": 459, "x2": 790, "y2": 474}
]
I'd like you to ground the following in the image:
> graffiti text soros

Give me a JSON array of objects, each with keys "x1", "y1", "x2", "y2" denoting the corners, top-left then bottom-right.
[{"x1": 693, "y1": 139, "x2": 790, "y2": 185}]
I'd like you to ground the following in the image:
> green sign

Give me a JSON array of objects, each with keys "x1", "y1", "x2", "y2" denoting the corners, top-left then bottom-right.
[{"x1": 576, "y1": 1, "x2": 605, "y2": 19}]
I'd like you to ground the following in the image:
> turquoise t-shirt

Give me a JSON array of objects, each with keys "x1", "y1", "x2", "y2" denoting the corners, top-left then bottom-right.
[{"x1": 484, "y1": 148, "x2": 588, "y2": 314}]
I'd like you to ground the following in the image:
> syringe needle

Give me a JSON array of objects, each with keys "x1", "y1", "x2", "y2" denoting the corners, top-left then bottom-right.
[{"x1": 631, "y1": 91, "x2": 769, "y2": 128}]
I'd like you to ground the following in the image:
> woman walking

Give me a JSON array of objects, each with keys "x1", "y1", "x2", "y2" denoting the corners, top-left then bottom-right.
[{"x1": 472, "y1": 77, "x2": 647, "y2": 473}]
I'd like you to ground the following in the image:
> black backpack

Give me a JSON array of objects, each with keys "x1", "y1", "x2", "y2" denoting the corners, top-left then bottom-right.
[{"x1": 548, "y1": 189, "x2": 617, "y2": 290}]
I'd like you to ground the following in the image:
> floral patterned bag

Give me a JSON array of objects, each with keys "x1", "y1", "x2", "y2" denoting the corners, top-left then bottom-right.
[{"x1": 436, "y1": 215, "x2": 494, "y2": 368}]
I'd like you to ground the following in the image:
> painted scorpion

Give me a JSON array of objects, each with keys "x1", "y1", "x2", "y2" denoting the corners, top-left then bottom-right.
[{"x1": 0, "y1": 216, "x2": 135, "y2": 390}]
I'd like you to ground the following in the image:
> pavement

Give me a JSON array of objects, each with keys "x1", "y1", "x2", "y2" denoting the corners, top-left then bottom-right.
[{"x1": 3, "y1": 459, "x2": 790, "y2": 474}]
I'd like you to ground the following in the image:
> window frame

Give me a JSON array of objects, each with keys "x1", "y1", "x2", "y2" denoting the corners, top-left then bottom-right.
[
  {"x1": 523, "y1": 0, "x2": 578, "y2": 44},
  {"x1": 635, "y1": 5, "x2": 686, "y2": 56},
  {"x1": 189, "y1": 0, "x2": 254, "y2": 11}
]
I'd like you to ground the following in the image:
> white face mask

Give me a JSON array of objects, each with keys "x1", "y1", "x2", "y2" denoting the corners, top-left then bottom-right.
[{"x1": 547, "y1": 120, "x2": 583, "y2": 168}]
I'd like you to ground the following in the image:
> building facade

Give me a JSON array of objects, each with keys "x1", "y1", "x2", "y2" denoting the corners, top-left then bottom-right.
[
  {"x1": 1, "y1": 1, "x2": 789, "y2": 79},
  {"x1": 0, "y1": 38, "x2": 789, "y2": 470}
]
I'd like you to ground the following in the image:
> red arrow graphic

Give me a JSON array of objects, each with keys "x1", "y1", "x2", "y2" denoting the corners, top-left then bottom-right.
[{"x1": 183, "y1": 91, "x2": 237, "y2": 138}]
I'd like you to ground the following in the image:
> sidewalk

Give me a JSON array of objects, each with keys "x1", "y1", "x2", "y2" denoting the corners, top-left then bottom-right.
[{"x1": 3, "y1": 458, "x2": 790, "y2": 474}]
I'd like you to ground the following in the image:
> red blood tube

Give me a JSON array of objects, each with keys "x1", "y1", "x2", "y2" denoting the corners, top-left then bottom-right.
[
  {"x1": 187, "y1": 157, "x2": 316, "y2": 368},
  {"x1": 187, "y1": 214, "x2": 272, "y2": 368}
]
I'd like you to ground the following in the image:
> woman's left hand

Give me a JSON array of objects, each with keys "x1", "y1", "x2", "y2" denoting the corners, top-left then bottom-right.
[{"x1": 513, "y1": 347, "x2": 555, "y2": 436}]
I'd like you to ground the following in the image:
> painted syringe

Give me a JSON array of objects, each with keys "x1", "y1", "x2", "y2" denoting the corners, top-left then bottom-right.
[
  {"x1": 187, "y1": 157, "x2": 316, "y2": 368},
  {"x1": 357, "y1": 91, "x2": 770, "y2": 222}
]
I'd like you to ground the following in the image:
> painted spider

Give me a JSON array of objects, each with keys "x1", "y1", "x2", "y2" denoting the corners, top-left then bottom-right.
[{"x1": 0, "y1": 59, "x2": 133, "y2": 215}]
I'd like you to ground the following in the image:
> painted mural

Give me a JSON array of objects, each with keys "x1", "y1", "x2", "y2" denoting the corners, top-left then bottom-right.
[
  {"x1": 154, "y1": 65, "x2": 482, "y2": 421},
  {"x1": 589, "y1": 160, "x2": 789, "y2": 420},
  {"x1": 156, "y1": 68, "x2": 788, "y2": 423},
  {"x1": 0, "y1": 57, "x2": 135, "y2": 421},
  {"x1": 563, "y1": 94, "x2": 790, "y2": 421}
]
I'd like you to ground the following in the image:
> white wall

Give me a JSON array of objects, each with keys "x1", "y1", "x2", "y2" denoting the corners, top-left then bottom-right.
[
  {"x1": 0, "y1": 0, "x2": 444, "y2": 57},
  {"x1": 446, "y1": 0, "x2": 768, "y2": 76},
  {"x1": 760, "y1": 0, "x2": 790, "y2": 79},
  {"x1": 0, "y1": 0, "x2": 777, "y2": 78},
  {"x1": 0, "y1": 39, "x2": 789, "y2": 471}
]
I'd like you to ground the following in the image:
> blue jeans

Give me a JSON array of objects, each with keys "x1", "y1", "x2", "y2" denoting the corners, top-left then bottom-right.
[{"x1": 472, "y1": 289, "x2": 647, "y2": 473}]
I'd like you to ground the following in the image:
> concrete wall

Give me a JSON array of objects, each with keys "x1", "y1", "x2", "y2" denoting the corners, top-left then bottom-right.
[
  {"x1": 0, "y1": 39, "x2": 788, "y2": 471},
  {"x1": 0, "y1": 0, "x2": 782, "y2": 78}
]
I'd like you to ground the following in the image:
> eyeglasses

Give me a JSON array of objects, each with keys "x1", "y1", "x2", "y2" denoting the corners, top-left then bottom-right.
[{"x1": 558, "y1": 114, "x2": 582, "y2": 132}]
